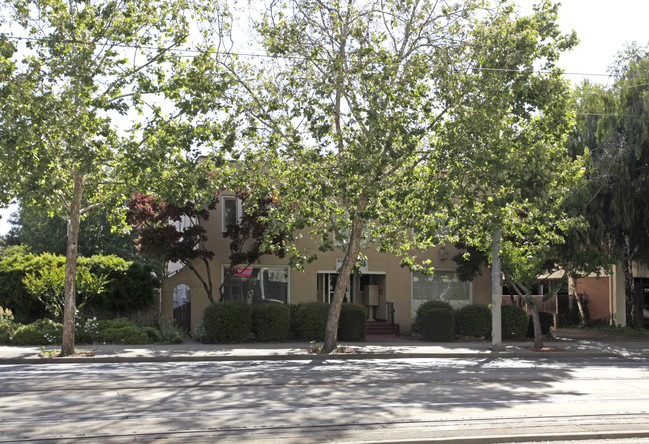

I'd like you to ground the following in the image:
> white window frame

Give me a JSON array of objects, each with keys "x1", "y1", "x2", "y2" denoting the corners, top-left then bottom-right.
[
  {"x1": 222, "y1": 196, "x2": 243, "y2": 232},
  {"x1": 410, "y1": 269, "x2": 473, "y2": 318},
  {"x1": 221, "y1": 265, "x2": 290, "y2": 304}
]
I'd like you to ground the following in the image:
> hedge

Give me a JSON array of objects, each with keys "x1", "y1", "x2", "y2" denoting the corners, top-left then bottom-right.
[
  {"x1": 338, "y1": 303, "x2": 367, "y2": 341},
  {"x1": 421, "y1": 307, "x2": 455, "y2": 342},
  {"x1": 455, "y1": 304, "x2": 491, "y2": 338},
  {"x1": 527, "y1": 311, "x2": 554, "y2": 337},
  {"x1": 294, "y1": 302, "x2": 330, "y2": 341},
  {"x1": 253, "y1": 303, "x2": 291, "y2": 342},
  {"x1": 501, "y1": 304, "x2": 528, "y2": 339},
  {"x1": 203, "y1": 301, "x2": 253, "y2": 343}
]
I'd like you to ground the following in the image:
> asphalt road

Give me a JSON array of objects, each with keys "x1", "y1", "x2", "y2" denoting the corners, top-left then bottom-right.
[{"x1": 1, "y1": 356, "x2": 649, "y2": 443}]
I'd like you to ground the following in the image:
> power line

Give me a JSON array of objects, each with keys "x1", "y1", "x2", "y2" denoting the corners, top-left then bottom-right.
[{"x1": 4, "y1": 34, "x2": 647, "y2": 82}]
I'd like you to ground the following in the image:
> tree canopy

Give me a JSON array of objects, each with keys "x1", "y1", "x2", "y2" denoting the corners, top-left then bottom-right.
[
  {"x1": 0, "y1": 0, "x2": 233, "y2": 354},
  {"x1": 220, "y1": 0, "x2": 579, "y2": 352},
  {"x1": 568, "y1": 44, "x2": 649, "y2": 328}
]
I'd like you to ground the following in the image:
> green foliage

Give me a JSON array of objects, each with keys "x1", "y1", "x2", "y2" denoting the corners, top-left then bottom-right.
[
  {"x1": 156, "y1": 320, "x2": 186, "y2": 344},
  {"x1": 294, "y1": 302, "x2": 330, "y2": 341},
  {"x1": 252, "y1": 303, "x2": 290, "y2": 342},
  {"x1": 203, "y1": 302, "x2": 253, "y2": 343},
  {"x1": 6, "y1": 205, "x2": 138, "y2": 259},
  {"x1": 415, "y1": 300, "x2": 454, "y2": 332},
  {"x1": 338, "y1": 303, "x2": 367, "y2": 342},
  {"x1": 527, "y1": 312, "x2": 554, "y2": 337},
  {"x1": 11, "y1": 319, "x2": 63, "y2": 345},
  {"x1": 0, "y1": 252, "x2": 158, "y2": 324},
  {"x1": 566, "y1": 44, "x2": 649, "y2": 327},
  {"x1": 0, "y1": 306, "x2": 18, "y2": 344},
  {"x1": 455, "y1": 304, "x2": 492, "y2": 338},
  {"x1": 191, "y1": 320, "x2": 207, "y2": 343},
  {"x1": 103, "y1": 326, "x2": 150, "y2": 345},
  {"x1": 23, "y1": 265, "x2": 109, "y2": 321},
  {"x1": 421, "y1": 308, "x2": 455, "y2": 342},
  {"x1": 0, "y1": 252, "x2": 62, "y2": 322},
  {"x1": 501, "y1": 305, "x2": 529, "y2": 339}
]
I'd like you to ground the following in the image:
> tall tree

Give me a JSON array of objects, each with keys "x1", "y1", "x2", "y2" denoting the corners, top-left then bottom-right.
[
  {"x1": 0, "y1": 0, "x2": 232, "y2": 355},
  {"x1": 423, "y1": 0, "x2": 580, "y2": 348},
  {"x1": 568, "y1": 45, "x2": 649, "y2": 328},
  {"x1": 224, "y1": 0, "x2": 577, "y2": 352},
  {"x1": 6, "y1": 204, "x2": 138, "y2": 258}
]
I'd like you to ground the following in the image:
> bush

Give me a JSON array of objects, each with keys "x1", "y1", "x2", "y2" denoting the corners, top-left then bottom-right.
[
  {"x1": 288, "y1": 303, "x2": 301, "y2": 340},
  {"x1": 0, "y1": 306, "x2": 18, "y2": 344},
  {"x1": 103, "y1": 326, "x2": 149, "y2": 344},
  {"x1": 191, "y1": 320, "x2": 207, "y2": 343},
  {"x1": 415, "y1": 300, "x2": 453, "y2": 329},
  {"x1": 142, "y1": 326, "x2": 161, "y2": 343},
  {"x1": 338, "y1": 303, "x2": 367, "y2": 341},
  {"x1": 0, "y1": 252, "x2": 159, "y2": 325},
  {"x1": 421, "y1": 307, "x2": 455, "y2": 341},
  {"x1": 527, "y1": 311, "x2": 555, "y2": 337},
  {"x1": 11, "y1": 319, "x2": 63, "y2": 345},
  {"x1": 253, "y1": 303, "x2": 291, "y2": 342},
  {"x1": 455, "y1": 304, "x2": 491, "y2": 338},
  {"x1": 294, "y1": 302, "x2": 330, "y2": 341},
  {"x1": 156, "y1": 320, "x2": 186, "y2": 344},
  {"x1": 501, "y1": 304, "x2": 528, "y2": 339},
  {"x1": 203, "y1": 302, "x2": 253, "y2": 343}
]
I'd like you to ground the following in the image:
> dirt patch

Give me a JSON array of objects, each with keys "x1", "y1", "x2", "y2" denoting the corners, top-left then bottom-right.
[
  {"x1": 519, "y1": 345, "x2": 568, "y2": 352},
  {"x1": 39, "y1": 349, "x2": 96, "y2": 358}
]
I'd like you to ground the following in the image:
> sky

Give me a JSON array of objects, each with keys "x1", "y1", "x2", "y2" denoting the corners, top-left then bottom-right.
[{"x1": 1, "y1": 0, "x2": 649, "y2": 236}]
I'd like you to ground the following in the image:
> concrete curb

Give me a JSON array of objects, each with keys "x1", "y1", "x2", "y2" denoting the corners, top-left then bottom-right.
[{"x1": 0, "y1": 348, "x2": 617, "y2": 365}]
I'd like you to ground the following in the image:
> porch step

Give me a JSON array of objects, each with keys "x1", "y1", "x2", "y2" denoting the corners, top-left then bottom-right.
[{"x1": 366, "y1": 321, "x2": 400, "y2": 336}]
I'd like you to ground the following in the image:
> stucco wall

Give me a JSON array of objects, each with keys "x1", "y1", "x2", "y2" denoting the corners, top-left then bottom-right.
[{"x1": 161, "y1": 200, "x2": 493, "y2": 333}]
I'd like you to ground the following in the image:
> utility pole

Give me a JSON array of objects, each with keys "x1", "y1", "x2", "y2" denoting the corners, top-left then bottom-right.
[{"x1": 491, "y1": 228, "x2": 505, "y2": 352}]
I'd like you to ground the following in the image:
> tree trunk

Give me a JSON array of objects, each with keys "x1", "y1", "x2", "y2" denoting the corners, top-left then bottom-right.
[
  {"x1": 623, "y1": 237, "x2": 640, "y2": 328},
  {"x1": 527, "y1": 298, "x2": 544, "y2": 349},
  {"x1": 60, "y1": 174, "x2": 83, "y2": 357},
  {"x1": 568, "y1": 276, "x2": 586, "y2": 325},
  {"x1": 322, "y1": 217, "x2": 364, "y2": 353}
]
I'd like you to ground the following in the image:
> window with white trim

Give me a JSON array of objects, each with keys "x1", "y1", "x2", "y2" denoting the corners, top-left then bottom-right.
[
  {"x1": 222, "y1": 266, "x2": 289, "y2": 304},
  {"x1": 222, "y1": 196, "x2": 242, "y2": 232},
  {"x1": 411, "y1": 270, "x2": 471, "y2": 317}
]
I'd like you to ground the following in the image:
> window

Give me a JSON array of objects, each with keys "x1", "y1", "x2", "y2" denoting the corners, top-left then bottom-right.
[
  {"x1": 411, "y1": 270, "x2": 471, "y2": 317},
  {"x1": 222, "y1": 196, "x2": 242, "y2": 232},
  {"x1": 222, "y1": 266, "x2": 289, "y2": 304}
]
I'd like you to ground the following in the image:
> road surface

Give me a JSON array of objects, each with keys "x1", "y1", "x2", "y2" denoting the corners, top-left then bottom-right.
[{"x1": 1, "y1": 356, "x2": 649, "y2": 442}]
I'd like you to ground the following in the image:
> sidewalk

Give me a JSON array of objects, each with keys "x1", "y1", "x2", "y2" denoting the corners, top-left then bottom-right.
[{"x1": 1, "y1": 331, "x2": 646, "y2": 364}]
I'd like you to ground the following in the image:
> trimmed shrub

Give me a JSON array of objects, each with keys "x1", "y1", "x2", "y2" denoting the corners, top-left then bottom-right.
[
  {"x1": 11, "y1": 319, "x2": 63, "y2": 345},
  {"x1": 203, "y1": 302, "x2": 253, "y2": 343},
  {"x1": 103, "y1": 326, "x2": 149, "y2": 344},
  {"x1": 415, "y1": 300, "x2": 453, "y2": 328},
  {"x1": 338, "y1": 303, "x2": 367, "y2": 341},
  {"x1": 288, "y1": 303, "x2": 301, "y2": 340},
  {"x1": 527, "y1": 311, "x2": 555, "y2": 338},
  {"x1": 455, "y1": 304, "x2": 491, "y2": 338},
  {"x1": 295, "y1": 302, "x2": 330, "y2": 341},
  {"x1": 501, "y1": 304, "x2": 528, "y2": 339},
  {"x1": 421, "y1": 307, "x2": 455, "y2": 342},
  {"x1": 253, "y1": 303, "x2": 291, "y2": 342}
]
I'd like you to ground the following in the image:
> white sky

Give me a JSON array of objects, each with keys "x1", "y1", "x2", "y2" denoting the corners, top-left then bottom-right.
[{"x1": 1, "y1": 0, "x2": 648, "y2": 236}]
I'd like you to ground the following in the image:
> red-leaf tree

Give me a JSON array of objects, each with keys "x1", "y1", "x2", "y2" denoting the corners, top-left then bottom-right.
[{"x1": 126, "y1": 191, "x2": 285, "y2": 304}]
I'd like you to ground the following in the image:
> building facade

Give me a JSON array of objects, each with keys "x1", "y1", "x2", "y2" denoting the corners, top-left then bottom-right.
[{"x1": 161, "y1": 194, "x2": 493, "y2": 333}]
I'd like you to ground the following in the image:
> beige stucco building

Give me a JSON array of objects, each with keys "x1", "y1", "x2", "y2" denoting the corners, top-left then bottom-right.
[{"x1": 161, "y1": 194, "x2": 493, "y2": 333}]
